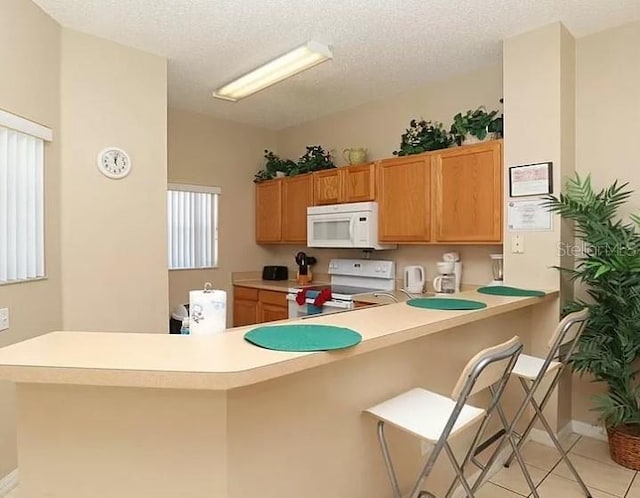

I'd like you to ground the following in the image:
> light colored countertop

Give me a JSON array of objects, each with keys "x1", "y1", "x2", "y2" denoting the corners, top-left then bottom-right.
[{"x1": 0, "y1": 289, "x2": 557, "y2": 391}]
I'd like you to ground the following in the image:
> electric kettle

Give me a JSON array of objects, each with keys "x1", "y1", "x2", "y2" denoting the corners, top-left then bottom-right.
[{"x1": 403, "y1": 265, "x2": 425, "y2": 294}]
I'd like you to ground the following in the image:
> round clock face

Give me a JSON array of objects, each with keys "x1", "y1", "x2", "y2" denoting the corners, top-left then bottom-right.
[{"x1": 97, "y1": 147, "x2": 131, "y2": 179}]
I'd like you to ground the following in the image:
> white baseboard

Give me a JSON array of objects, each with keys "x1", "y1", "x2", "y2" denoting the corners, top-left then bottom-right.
[
  {"x1": 0, "y1": 469, "x2": 18, "y2": 497},
  {"x1": 529, "y1": 421, "x2": 574, "y2": 447},
  {"x1": 528, "y1": 419, "x2": 607, "y2": 446},
  {"x1": 570, "y1": 420, "x2": 607, "y2": 441}
]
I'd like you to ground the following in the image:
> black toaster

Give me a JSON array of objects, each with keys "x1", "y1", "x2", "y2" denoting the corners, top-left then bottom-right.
[{"x1": 262, "y1": 265, "x2": 289, "y2": 281}]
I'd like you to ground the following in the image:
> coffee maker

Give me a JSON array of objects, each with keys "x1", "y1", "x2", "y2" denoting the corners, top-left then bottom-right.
[{"x1": 433, "y1": 252, "x2": 462, "y2": 294}]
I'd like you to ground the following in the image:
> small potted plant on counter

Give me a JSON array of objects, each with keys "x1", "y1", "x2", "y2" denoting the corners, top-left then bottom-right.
[
  {"x1": 253, "y1": 150, "x2": 296, "y2": 183},
  {"x1": 544, "y1": 174, "x2": 640, "y2": 470},
  {"x1": 392, "y1": 119, "x2": 452, "y2": 156},
  {"x1": 450, "y1": 106, "x2": 502, "y2": 146}
]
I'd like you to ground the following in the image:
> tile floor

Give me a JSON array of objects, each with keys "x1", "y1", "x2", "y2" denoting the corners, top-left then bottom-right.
[
  {"x1": 2, "y1": 436, "x2": 639, "y2": 497},
  {"x1": 476, "y1": 435, "x2": 640, "y2": 498}
]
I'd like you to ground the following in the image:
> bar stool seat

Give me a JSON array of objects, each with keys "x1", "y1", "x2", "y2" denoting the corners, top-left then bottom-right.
[
  {"x1": 513, "y1": 354, "x2": 562, "y2": 381},
  {"x1": 366, "y1": 387, "x2": 485, "y2": 443},
  {"x1": 363, "y1": 337, "x2": 541, "y2": 498}
]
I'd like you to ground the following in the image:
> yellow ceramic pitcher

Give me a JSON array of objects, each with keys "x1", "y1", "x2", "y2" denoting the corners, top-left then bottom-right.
[{"x1": 343, "y1": 147, "x2": 368, "y2": 165}]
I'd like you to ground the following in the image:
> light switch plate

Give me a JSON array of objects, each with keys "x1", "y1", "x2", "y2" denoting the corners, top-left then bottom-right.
[{"x1": 0, "y1": 308, "x2": 8, "y2": 331}]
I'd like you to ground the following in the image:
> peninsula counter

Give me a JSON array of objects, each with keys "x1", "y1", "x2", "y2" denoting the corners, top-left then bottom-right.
[{"x1": 0, "y1": 290, "x2": 558, "y2": 498}]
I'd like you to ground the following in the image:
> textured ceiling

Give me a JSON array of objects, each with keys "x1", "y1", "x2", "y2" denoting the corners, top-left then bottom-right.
[{"x1": 33, "y1": 0, "x2": 640, "y2": 130}]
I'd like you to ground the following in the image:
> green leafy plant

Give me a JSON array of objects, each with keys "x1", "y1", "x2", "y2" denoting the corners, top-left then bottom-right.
[
  {"x1": 393, "y1": 119, "x2": 452, "y2": 156},
  {"x1": 290, "y1": 145, "x2": 335, "y2": 175},
  {"x1": 253, "y1": 150, "x2": 296, "y2": 183},
  {"x1": 543, "y1": 174, "x2": 640, "y2": 429},
  {"x1": 450, "y1": 106, "x2": 501, "y2": 144}
]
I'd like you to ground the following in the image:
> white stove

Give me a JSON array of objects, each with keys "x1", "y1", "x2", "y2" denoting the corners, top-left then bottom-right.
[{"x1": 286, "y1": 259, "x2": 395, "y2": 318}]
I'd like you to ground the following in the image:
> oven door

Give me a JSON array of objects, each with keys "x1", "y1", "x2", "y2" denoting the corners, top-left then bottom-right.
[
  {"x1": 307, "y1": 212, "x2": 357, "y2": 248},
  {"x1": 286, "y1": 294, "x2": 353, "y2": 319}
]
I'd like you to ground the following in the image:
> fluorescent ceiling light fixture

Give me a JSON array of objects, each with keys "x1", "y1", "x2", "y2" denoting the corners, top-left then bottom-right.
[{"x1": 213, "y1": 41, "x2": 332, "y2": 102}]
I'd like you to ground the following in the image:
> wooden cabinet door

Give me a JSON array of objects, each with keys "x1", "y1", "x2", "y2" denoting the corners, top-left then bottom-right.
[
  {"x1": 433, "y1": 141, "x2": 502, "y2": 242},
  {"x1": 282, "y1": 174, "x2": 314, "y2": 243},
  {"x1": 233, "y1": 286, "x2": 259, "y2": 327},
  {"x1": 233, "y1": 299, "x2": 259, "y2": 327},
  {"x1": 255, "y1": 180, "x2": 282, "y2": 243},
  {"x1": 343, "y1": 163, "x2": 375, "y2": 203},
  {"x1": 377, "y1": 156, "x2": 431, "y2": 242},
  {"x1": 314, "y1": 169, "x2": 341, "y2": 205},
  {"x1": 258, "y1": 303, "x2": 288, "y2": 323}
]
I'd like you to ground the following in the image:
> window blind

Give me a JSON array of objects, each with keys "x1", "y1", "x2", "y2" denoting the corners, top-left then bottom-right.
[
  {"x1": 167, "y1": 184, "x2": 219, "y2": 269},
  {"x1": 0, "y1": 127, "x2": 45, "y2": 283}
]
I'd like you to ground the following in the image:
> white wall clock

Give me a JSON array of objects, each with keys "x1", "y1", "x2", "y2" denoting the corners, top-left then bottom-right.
[{"x1": 97, "y1": 147, "x2": 131, "y2": 179}]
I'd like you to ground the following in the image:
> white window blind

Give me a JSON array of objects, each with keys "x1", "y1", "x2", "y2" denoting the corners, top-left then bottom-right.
[
  {"x1": 167, "y1": 184, "x2": 219, "y2": 270},
  {"x1": 0, "y1": 125, "x2": 46, "y2": 284}
]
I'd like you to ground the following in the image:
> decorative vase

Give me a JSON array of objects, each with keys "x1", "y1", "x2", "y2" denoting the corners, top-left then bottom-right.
[
  {"x1": 462, "y1": 132, "x2": 497, "y2": 145},
  {"x1": 607, "y1": 425, "x2": 640, "y2": 470},
  {"x1": 275, "y1": 171, "x2": 286, "y2": 178},
  {"x1": 343, "y1": 147, "x2": 368, "y2": 165}
]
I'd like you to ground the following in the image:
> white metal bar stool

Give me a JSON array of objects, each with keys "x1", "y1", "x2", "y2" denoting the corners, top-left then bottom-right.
[
  {"x1": 503, "y1": 308, "x2": 591, "y2": 497},
  {"x1": 364, "y1": 337, "x2": 538, "y2": 498}
]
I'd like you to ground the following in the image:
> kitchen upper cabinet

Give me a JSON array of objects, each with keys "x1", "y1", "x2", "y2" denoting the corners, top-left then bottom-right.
[
  {"x1": 433, "y1": 141, "x2": 502, "y2": 243},
  {"x1": 256, "y1": 174, "x2": 313, "y2": 244},
  {"x1": 282, "y1": 174, "x2": 314, "y2": 243},
  {"x1": 313, "y1": 163, "x2": 375, "y2": 205},
  {"x1": 255, "y1": 180, "x2": 282, "y2": 243},
  {"x1": 377, "y1": 156, "x2": 431, "y2": 242}
]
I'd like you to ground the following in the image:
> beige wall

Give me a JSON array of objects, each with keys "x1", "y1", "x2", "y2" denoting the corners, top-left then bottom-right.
[
  {"x1": 502, "y1": 23, "x2": 576, "y2": 430},
  {"x1": 167, "y1": 109, "x2": 277, "y2": 316},
  {"x1": 277, "y1": 64, "x2": 503, "y2": 164},
  {"x1": 572, "y1": 20, "x2": 640, "y2": 425},
  {"x1": 60, "y1": 30, "x2": 169, "y2": 333},
  {"x1": 0, "y1": 0, "x2": 62, "y2": 479},
  {"x1": 269, "y1": 64, "x2": 504, "y2": 287}
]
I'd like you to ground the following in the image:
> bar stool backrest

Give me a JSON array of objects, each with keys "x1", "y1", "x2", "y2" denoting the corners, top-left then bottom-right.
[
  {"x1": 451, "y1": 336, "x2": 522, "y2": 402},
  {"x1": 548, "y1": 308, "x2": 589, "y2": 351}
]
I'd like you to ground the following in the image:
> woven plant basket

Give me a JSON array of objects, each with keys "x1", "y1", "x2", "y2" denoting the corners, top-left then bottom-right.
[{"x1": 607, "y1": 425, "x2": 640, "y2": 470}]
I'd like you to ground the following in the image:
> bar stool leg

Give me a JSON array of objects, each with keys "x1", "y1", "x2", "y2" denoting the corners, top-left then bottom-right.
[
  {"x1": 491, "y1": 396, "x2": 540, "y2": 498},
  {"x1": 377, "y1": 421, "x2": 402, "y2": 498},
  {"x1": 529, "y1": 395, "x2": 592, "y2": 497},
  {"x1": 443, "y1": 442, "x2": 475, "y2": 498},
  {"x1": 504, "y1": 375, "x2": 562, "y2": 468}
]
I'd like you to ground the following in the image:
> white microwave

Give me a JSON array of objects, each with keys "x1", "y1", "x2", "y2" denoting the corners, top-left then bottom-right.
[{"x1": 307, "y1": 202, "x2": 396, "y2": 250}]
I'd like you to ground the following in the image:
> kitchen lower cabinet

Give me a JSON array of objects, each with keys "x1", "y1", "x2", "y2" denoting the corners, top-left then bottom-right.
[
  {"x1": 233, "y1": 286, "x2": 259, "y2": 327},
  {"x1": 432, "y1": 141, "x2": 502, "y2": 243},
  {"x1": 377, "y1": 156, "x2": 431, "y2": 242},
  {"x1": 233, "y1": 287, "x2": 288, "y2": 326},
  {"x1": 256, "y1": 175, "x2": 313, "y2": 244},
  {"x1": 313, "y1": 163, "x2": 375, "y2": 205}
]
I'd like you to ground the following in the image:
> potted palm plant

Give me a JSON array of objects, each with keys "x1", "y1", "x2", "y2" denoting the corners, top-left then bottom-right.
[{"x1": 543, "y1": 174, "x2": 640, "y2": 470}]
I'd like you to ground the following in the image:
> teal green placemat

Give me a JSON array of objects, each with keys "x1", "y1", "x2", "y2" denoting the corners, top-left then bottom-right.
[
  {"x1": 244, "y1": 324, "x2": 362, "y2": 352},
  {"x1": 406, "y1": 298, "x2": 487, "y2": 310},
  {"x1": 477, "y1": 286, "x2": 545, "y2": 297}
]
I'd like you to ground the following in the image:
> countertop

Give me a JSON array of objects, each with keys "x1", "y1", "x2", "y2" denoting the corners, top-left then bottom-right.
[
  {"x1": 233, "y1": 279, "x2": 330, "y2": 293},
  {"x1": 0, "y1": 289, "x2": 557, "y2": 391}
]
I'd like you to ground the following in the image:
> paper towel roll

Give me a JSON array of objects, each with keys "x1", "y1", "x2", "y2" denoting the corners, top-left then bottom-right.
[{"x1": 189, "y1": 285, "x2": 227, "y2": 336}]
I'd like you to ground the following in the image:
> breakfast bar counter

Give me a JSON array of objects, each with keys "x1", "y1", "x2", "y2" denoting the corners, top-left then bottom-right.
[{"x1": 0, "y1": 290, "x2": 558, "y2": 498}]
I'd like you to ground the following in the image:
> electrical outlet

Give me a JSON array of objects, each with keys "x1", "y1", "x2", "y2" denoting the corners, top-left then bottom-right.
[
  {"x1": 0, "y1": 308, "x2": 8, "y2": 331},
  {"x1": 512, "y1": 234, "x2": 524, "y2": 254}
]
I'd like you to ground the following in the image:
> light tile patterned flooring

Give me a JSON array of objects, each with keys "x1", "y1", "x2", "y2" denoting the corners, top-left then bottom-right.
[
  {"x1": 477, "y1": 435, "x2": 640, "y2": 498},
  {"x1": 2, "y1": 436, "x2": 639, "y2": 497}
]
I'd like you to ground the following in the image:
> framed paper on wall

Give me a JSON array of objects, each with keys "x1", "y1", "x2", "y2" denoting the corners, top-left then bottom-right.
[{"x1": 509, "y1": 162, "x2": 553, "y2": 197}]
